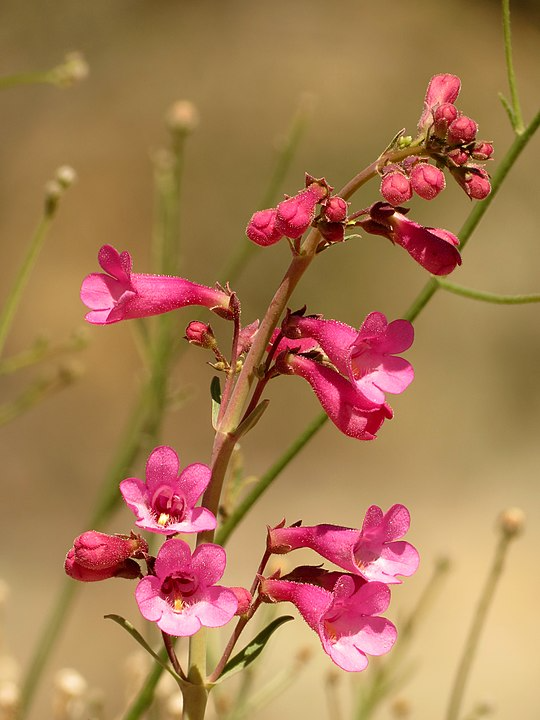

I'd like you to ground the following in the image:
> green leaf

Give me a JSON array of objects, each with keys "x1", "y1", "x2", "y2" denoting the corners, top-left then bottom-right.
[
  {"x1": 235, "y1": 399, "x2": 270, "y2": 439},
  {"x1": 210, "y1": 376, "x2": 222, "y2": 430},
  {"x1": 216, "y1": 615, "x2": 294, "y2": 683},
  {"x1": 105, "y1": 614, "x2": 183, "y2": 685}
]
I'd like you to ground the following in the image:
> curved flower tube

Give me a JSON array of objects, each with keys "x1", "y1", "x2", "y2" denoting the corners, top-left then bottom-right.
[{"x1": 81, "y1": 244, "x2": 232, "y2": 324}]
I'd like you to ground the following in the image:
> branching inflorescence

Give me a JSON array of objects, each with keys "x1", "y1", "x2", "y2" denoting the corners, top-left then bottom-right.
[{"x1": 65, "y1": 73, "x2": 495, "y2": 717}]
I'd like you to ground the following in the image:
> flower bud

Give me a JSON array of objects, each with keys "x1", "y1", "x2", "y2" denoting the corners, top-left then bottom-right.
[
  {"x1": 410, "y1": 163, "x2": 446, "y2": 200},
  {"x1": 230, "y1": 586, "x2": 252, "y2": 615},
  {"x1": 447, "y1": 148, "x2": 469, "y2": 166},
  {"x1": 324, "y1": 196, "x2": 348, "y2": 223},
  {"x1": 184, "y1": 321, "x2": 216, "y2": 349},
  {"x1": 65, "y1": 549, "x2": 141, "y2": 582},
  {"x1": 432, "y1": 102, "x2": 459, "y2": 137},
  {"x1": 380, "y1": 171, "x2": 412, "y2": 206},
  {"x1": 447, "y1": 114, "x2": 478, "y2": 145},
  {"x1": 498, "y1": 507, "x2": 525, "y2": 538},
  {"x1": 73, "y1": 530, "x2": 147, "y2": 570},
  {"x1": 276, "y1": 184, "x2": 325, "y2": 239},
  {"x1": 471, "y1": 141, "x2": 494, "y2": 161},
  {"x1": 453, "y1": 165, "x2": 491, "y2": 200},
  {"x1": 246, "y1": 208, "x2": 283, "y2": 246}
]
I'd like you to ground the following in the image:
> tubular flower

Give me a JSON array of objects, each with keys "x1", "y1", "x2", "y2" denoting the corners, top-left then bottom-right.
[
  {"x1": 120, "y1": 445, "x2": 216, "y2": 535},
  {"x1": 81, "y1": 244, "x2": 232, "y2": 324},
  {"x1": 260, "y1": 571, "x2": 396, "y2": 671},
  {"x1": 267, "y1": 504, "x2": 419, "y2": 584},
  {"x1": 135, "y1": 539, "x2": 238, "y2": 637},
  {"x1": 357, "y1": 202, "x2": 462, "y2": 276},
  {"x1": 282, "y1": 311, "x2": 414, "y2": 406},
  {"x1": 275, "y1": 350, "x2": 392, "y2": 440}
]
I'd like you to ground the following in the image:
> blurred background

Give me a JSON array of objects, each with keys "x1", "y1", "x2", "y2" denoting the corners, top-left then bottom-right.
[{"x1": 1, "y1": 0, "x2": 539, "y2": 718}]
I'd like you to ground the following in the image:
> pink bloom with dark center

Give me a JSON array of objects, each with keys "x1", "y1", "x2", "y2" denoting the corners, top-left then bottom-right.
[
  {"x1": 357, "y1": 203, "x2": 462, "y2": 276},
  {"x1": 260, "y1": 572, "x2": 396, "y2": 671},
  {"x1": 282, "y1": 312, "x2": 414, "y2": 406},
  {"x1": 136, "y1": 539, "x2": 238, "y2": 637},
  {"x1": 120, "y1": 446, "x2": 216, "y2": 535},
  {"x1": 246, "y1": 208, "x2": 283, "y2": 246},
  {"x1": 275, "y1": 351, "x2": 392, "y2": 440},
  {"x1": 267, "y1": 504, "x2": 419, "y2": 584},
  {"x1": 81, "y1": 245, "x2": 231, "y2": 324},
  {"x1": 417, "y1": 73, "x2": 461, "y2": 133}
]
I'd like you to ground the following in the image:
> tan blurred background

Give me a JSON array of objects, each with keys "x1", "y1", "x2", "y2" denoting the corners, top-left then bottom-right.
[{"x1": 1, "y1": 0, "x2": 539, "y2": 718}]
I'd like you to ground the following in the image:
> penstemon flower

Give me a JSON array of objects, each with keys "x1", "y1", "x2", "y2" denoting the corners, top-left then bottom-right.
[
  {"x1": 135, "y1": 539, "x2": 238, "y2": 637},
  {"x1": 120, "y1": 445, "x2": 216, "y2": 535},
  {"x1": 267, "y1": 504, "x2": 419, "y2": 584},
  {"x1": 81, "y1": 244, "x2": 233, "y2": 324},
  {"x1": 260, "y1": 570, "x2": 396, "y2": 671}
]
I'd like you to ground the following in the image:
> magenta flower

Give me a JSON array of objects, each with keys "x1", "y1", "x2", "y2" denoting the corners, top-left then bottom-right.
[
  {"x1": 417, "y1": 73, "x2": 461, "y2": 133},
  {"x1": 276, "y1": 183, "x2": 327, "y2": 239},
  {"x1": 81, "y1": 245, "x2": 232, "y2": 324},
  {"x1": 268, "y1": 504, "x2": 419, "y2": 584},
  {"x1": 246, "y1": 208, "x2": 283, "y2": 247},
  {"x1": 260, "y1": 572, "x2": 396, "y2": 671},
  {"x1": 136, "y1": 539, "x2": 238, "y2": 636},
  {"x1": 120, "y1": 446, "x2": 216, "y2": 535},
  {"x1": 357, "y1": 202, "x2": 462, "y2": 276},
  {"x1": 282, "y1": 311, "x2": 414, "y2": 406},
  {"x1": 275, "y1": 350, "x2": 392, "y2": 440}
]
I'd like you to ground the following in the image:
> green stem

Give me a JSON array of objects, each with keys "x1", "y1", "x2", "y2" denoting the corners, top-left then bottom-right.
[
  {"x1": 0, "y1": 212, "x2": 55, "y2": 358},
  {"x1": 501, "y1": 0, "x2": 524, "y2": 133},
  {"x1": 445, "y1": 534, "x2": 512, "y2": 720},
  {"x1": 0, "y1": 71, "x2": 55, "y2": 90},
  {"x1": 404, "y1": 109, "x2": 540, "y2": 322},
  {"x1": 437, "y1": 280, "x2": 540, "y2": 304}
]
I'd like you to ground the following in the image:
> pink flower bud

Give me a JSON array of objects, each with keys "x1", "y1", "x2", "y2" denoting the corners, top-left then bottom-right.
[
  {"x1": 73, "y1": 531, "x2": 147, "y2": 570},
  {"x1": 324, "y1": 196, "x2": 348, "y2": 223},
  {"x1": 471, "y1": 141, "x2": 494, "y2": 161},
  {"x1": 432, "y1": 102, "x2": 458, "y2": 137},
  {"x1": 246, "y1": 208, "x2": 283, "y2": 246},
  {"x1": 185, "y1": 321, "x2": 216, "y2": 349},
  {"x1": 230, "y1": 586, "x2": 252, "y2": 615},
  {"x1": 452, "y1": 165, "x2": 491, "y2": 200},
  {"x1": 65, "y1": 548, "x2": 141, "y2": 582},
  {"x1": 317, "y1": 221, "x2": 345, "y2": 244},
  {"x1": 417, "y1": 74, "x2": 461, "y2": 132},
  {"x1": 410, "y1": 163, "x2": 446, "y2": 200},
  {"x1": 380, "y1": 172, "x2": 412, "y2": 206},
  {"x1": 276, "y1": 184, "x2": 325, "y2": 239},
  {"x1": 447, "y1": 148, "x2": 469, "y2": 166},
  {"x1": 447, "y1": 115, "x2": 478, "y2": 145}
]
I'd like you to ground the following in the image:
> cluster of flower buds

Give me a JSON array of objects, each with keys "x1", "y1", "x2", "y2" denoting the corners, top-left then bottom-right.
[
  {"x1": 259, "y1": 503, "x2": 419, "y2": 671},
  {"x1": 269, "y1": 310, "x2": 414, "y2": 440},
  {"x1": 380, "y1": 73, "x2": 492, "y2": 206},
  {"x1": 246, "y1": 174, "x2": 349, "y2": 248},
  {"x1": 66, "y1": 446, "x2": 244, "y2": 637}
]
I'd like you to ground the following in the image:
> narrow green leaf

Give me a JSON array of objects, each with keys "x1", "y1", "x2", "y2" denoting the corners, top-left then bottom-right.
[
  {"x1": 210, "y1": 376, "x2": 222, "y2": 430},
  {"x1": 105, "y1": 614, "x2": 182, "y2": 685},
  {"x1": 235, "y1": 399, "x2": 270, "y2": 439},
  {"x1": 217, "y1": 615, "x2": 294, "y2": 683}
]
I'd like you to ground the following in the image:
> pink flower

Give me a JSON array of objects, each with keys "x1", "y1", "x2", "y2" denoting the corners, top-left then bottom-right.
[
  {"x1": 282, "y1": 311, "x2": 414, "y2": 406},
  {"x1": 357, "y1": 202, "x2": 462, "y2": 276},
  {"x1": 81, "y1": 245, "x2": 232, "y2": 324},
  {"x1": 276, "y1": 183, "x2": 327, "y2": 239},
  {"x1": 72, "y1": 531, "x2": 147, "y2": 569},
  {"x1": 267, "y1": 504, "x2": 419, "y2": 584},
  {"x1": 260, "y1": 572, "x2": 396, "y2": 671},
  {"x1": 246, "y1": 208, "x2": 283, "y2": 247},
  {"x1": 120, "y1": 446, "x2": 216, "y2": 535},
  {"x1": 136, "y1": 539, "x2": 238, "y2": 636},
  {"x1": 417, "y1": 73, "x2": 461, "y2": 133},
  {"x1": 275, "y1": 350, "x2": 392, "y2": 440}
]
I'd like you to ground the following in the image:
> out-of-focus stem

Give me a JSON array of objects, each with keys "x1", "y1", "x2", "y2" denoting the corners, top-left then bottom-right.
[
  {"x1": 436, "y1": 280, "x2": 540, "y2": 304},
  {"x1": 445, "y1": 530, "x2": 517, "y2": 720},
  {"x1": 501, "y1": 0, "x2": 524, "y2": 133}
]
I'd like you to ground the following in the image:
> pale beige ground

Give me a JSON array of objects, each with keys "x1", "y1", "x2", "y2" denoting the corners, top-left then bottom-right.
[{"x1": 1, "y1": 1, "x2": 539, "y2": 718}]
